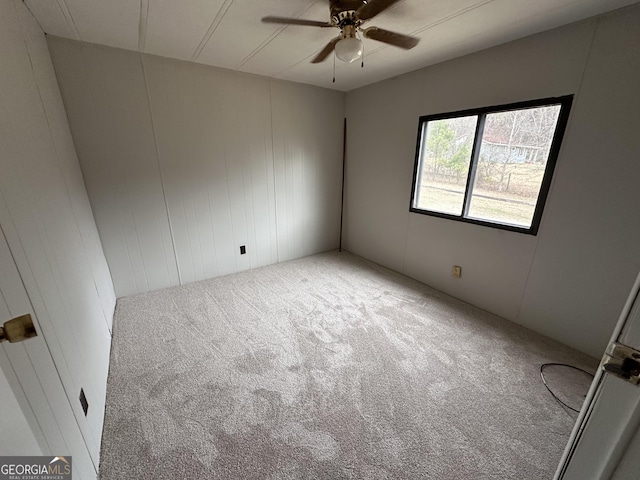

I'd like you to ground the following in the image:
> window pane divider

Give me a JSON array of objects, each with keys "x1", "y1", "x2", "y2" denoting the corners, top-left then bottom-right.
[
  {"x1": 462, "y1": 113, "x2": 486, "y2": 217},
  {"x1": 412, "y1": 123, "x2": 428, "y2": 209}
]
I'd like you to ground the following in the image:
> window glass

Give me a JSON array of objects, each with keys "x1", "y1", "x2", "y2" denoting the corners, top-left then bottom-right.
[
  {"x1": 467, "y1": 105, "x2": 561, "y2": 227},
  {"x1": 414, "y1": 115, "x2": 477, "y2": 215},
  {"x1": 410, "y1": 97, "x2": 571, "y2": 234}
]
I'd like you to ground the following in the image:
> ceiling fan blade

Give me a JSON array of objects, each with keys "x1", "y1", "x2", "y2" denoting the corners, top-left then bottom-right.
[
  {"x1": 311, "y1": 37, "x2": 340, "y2": 63},
  {"x1": 362, "y1": 27, "x2": 419, "y2": 49},
  {"x1": 356, "y1": 0, "x2": 403, "y2": 21},
  {"x1": 262, "y1": 16, "x2": 332, "y2": 28}
]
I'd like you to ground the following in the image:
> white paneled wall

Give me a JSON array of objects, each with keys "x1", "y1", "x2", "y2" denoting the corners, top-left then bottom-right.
[
  {"x1": 0, "y1": 0, "x2": 115, "y2": 468},
  {"x1": 48, "y1": 40, "x2": 180, "y2": 297},
  {"x1": 343, "y1": 5, "x2": 640, "y2": 357},
  {"x1": 49, "y1": 37, "x2": 345, "y2": 297},
  {"x1": 271, "y1": 81, "x2": 344, "y2": 262},
  {"x1": 142, "y1": 58, "x2": 278, "y2": 284}
]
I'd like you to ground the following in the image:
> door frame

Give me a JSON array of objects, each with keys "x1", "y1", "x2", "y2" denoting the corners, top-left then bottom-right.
[{"x1": 555, "y1": 270, "x2": 640, "y2": 479}]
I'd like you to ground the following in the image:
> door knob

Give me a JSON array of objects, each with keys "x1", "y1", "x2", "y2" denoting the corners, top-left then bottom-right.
[{"x1": 0, "y1": 314, "x2": 37, "y2": 343}]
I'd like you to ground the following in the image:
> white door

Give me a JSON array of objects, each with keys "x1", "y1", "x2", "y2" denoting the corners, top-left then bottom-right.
[
  {"x1": 0, "y1": 361, "x2": 43, "y2": 455},
  {"x1": 556, "y1": 271, "x2": 640, "y2": 479},
  {"x1": 0, "y1": 226, "x2": 96, "y2": 479}
]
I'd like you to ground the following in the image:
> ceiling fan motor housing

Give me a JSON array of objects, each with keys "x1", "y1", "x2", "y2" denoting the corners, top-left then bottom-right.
[
  {"x1": 330, "y1": 0, "x2": 367, "y2": 24},
  {"x1": 262, "y1": 0, "x2": 419, "y2": 64},
  {"x1": 333, "y1": 10, "x2": 359, "y2": 27}
]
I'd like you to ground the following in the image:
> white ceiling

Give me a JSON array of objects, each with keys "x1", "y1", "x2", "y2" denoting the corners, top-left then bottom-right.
[{"x1": 25, "y1": 0, "x2": 639, "y2": 92}]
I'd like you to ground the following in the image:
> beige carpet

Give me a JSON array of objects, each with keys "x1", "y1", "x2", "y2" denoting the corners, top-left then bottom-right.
[{"x1": 99, "y1": 251, "x2": 597, "y2": 479}]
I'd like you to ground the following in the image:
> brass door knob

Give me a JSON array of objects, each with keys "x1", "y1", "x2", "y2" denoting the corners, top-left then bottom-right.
[{"x1": 0, "y1": 314, "x2": 37, "y2": 343}]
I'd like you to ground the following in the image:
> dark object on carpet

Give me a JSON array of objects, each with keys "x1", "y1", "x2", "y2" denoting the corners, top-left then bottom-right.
[{"x1": 540, "y1": 363, "x2": 594, "y2": 413}]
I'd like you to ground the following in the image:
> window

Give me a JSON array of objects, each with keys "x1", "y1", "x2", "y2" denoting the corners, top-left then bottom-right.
[{"x1": 410, "y1": 96, "x2": 572, "y2": 234}]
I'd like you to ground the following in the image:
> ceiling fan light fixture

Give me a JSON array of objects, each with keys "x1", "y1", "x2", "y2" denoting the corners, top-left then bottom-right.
[
  {"x1": 263, "y1": 1, "x2": 419, "y2": 65},
  {"x1": 335, "y1": 36, "x2": 363, "y2": 64}
]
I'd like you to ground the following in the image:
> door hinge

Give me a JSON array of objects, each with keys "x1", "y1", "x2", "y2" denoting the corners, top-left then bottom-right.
[{"x1": 602, "y1": 342, "x2": 640, "y2": 385}]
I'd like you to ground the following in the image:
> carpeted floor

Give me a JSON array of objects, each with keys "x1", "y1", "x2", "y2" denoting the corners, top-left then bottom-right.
[{"x1": 99, "y1": 251, "x2": 597, "y2": 479}]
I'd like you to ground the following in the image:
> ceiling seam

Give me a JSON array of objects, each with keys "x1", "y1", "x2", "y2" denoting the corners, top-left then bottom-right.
[
  {"x1": 271, "y1": 44, "x2": 332, "y2": 79},
  {"x1": 234, "y1": 25, "x2": 292, "y2": 71},
  {"x1": 138, "y1": 0, "x2": 149, "y2": 51},
  {"x1": 56, "y1": 0, "x2": 81, "y2": 40},
  {"x1": 363, "y1": 0, "x2": 498, "y2": 58},
  {"x1": 413, "y1": 0, "x2": 497, "y2": 35},
  {"x1": 235, "y1": 0, "x2": 334, "y2": 72},
  {"x1": 191, "y1": 0, "x2": 235, "y2": 61}
]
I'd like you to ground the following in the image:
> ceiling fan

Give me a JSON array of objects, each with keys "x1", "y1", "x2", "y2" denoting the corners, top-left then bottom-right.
[{"x1": 262, "y1": 0, "x2": 420, "y2": 64}]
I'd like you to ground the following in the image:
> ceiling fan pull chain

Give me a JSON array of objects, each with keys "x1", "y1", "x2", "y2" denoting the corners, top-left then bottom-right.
[{"x1": 360, "y1": 32, "x2": 365, "y2": 68}]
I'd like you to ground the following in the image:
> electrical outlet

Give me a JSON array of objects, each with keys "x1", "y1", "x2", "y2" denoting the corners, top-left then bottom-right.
[
  {"x1": 452, "y1": 266, "x2": 462, "y2": 278},
  {"x1": 240, "y1": 245, "x2": 246, "y2": 255}
]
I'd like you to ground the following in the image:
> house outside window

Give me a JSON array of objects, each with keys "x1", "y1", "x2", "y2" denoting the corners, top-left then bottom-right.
[{"x1": 410, "y1": 96, "x2": 573, "y2": 234}]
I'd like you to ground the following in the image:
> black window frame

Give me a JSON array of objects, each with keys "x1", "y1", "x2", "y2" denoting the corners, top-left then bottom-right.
[{"x1": 409, "y1": 95, "x2": 573, "y2": 235}]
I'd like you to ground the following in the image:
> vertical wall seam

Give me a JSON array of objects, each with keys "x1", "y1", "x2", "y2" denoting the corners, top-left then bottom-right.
[
  {"x1": 223, "y1": 156, "x2": 238, "y2": 273},
  {"x1": 94, "y1": 56, "x2": 148, "y2": 294},
  {"x1": 129, "y1": 209, "x2": 150, "y2": 292},
  {"x1": 246, "y1": 100, "x2": 259, "y2": 269},
  {"x1": 192, "y1": 68, "x2": 220, "y2": 278},
  {"x1": 263, "y1": 84, "x2": 276, "y2": 265},
  {"x1": 215, "y1": 74, "x2": 239, "y2": 273},
  {"x1": 235, "y1": 78, "x2": 252, "y2": 269},
  {"x1": 400, "y1": 211, "x2": 410, "y2": 274},
  {"x1": 514, "y1": 16, "x2": 601, "y2": 325},
  {"x1": 180, "y1": 194, "x2": 195, "y2": 282},
  {"x1": 268, "y1": 80, "x2": 280, "y2": 263},
  {"x1": 205, "y1": 187, "x2": 220, "y2": 277},
  {"x1": 55, "y1": 0, "x2": 81, "y2": 41},
  {"x1": 73, "y1": 42, "x2": 119, "y2": 305},
  {"x1": 191, "y1": 195, "x2": 205, "y2": 280},
  {"x1": 120, "y1": 227, "x2": 138, "y2": 295},
  {"x1": 140, "y1": 54, "x2": 183, "y2": 286},
  {"x1": 138, "y1": 0, "x2": 149, "y2": 52}
]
